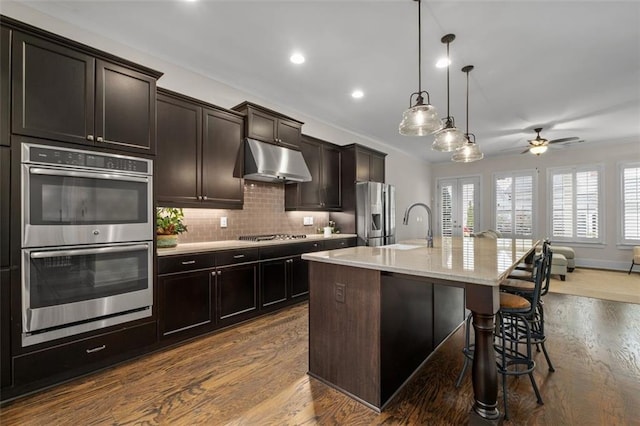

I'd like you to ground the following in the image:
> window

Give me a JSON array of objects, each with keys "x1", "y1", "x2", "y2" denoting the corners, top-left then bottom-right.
[
  {"x1": 621, "y1": 163, "x2": 640, "y2": 244},
  {"x1": 494, "y1": 171, "x2": 536, "y2": 238},
  {"x1": 548, "y1": 165, "x2": 603, "y2": 243}
]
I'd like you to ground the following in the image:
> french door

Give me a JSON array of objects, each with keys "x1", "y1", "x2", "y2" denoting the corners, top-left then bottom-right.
[{"x1": 437, "y1": 177, "x2": 480, "y2": 237}]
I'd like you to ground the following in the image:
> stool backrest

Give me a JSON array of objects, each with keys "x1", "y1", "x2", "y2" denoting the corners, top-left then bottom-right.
[
  {"x1": 528, "y1": 248, "x2": 548, "y2": 315},
  {"x1": 540, "y1": 240, "x2": 552, "y2": 296}
]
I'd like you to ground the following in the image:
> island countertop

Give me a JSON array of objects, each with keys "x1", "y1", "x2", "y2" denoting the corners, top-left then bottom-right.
[{"x1": 302, "y1": 237, "x2": 536, "y2": 286}]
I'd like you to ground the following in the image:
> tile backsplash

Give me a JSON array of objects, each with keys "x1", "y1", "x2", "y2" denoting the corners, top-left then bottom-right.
[{"x1": 167, "y1": 181, "x2": 330, "y2": 243}]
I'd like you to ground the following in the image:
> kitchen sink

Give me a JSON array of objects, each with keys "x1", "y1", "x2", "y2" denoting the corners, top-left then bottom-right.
[{"x1": 380, "y1": 244, "x2": 422, "y2": 250}]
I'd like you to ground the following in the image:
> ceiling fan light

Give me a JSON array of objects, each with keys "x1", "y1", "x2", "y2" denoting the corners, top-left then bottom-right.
[
  {"x1": 399, "y1": 103, "x2": 441, "y2": 136},
  {"x1": 529, "y1": 144, "x2": 548, "y2": 155},
  {"x1": 432, "y1": 123, "x2": 467, "y2": 151},
  {"x1": 452, "y1": 142, "x2": 483, "y2": 162}
]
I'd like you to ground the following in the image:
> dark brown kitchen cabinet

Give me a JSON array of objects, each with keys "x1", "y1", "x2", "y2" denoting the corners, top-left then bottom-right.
[
  {"x1": 156, "y1": 89, "x2": 244, "y2": 209},
  {"x1": 232, "y1": 101, "x2": 303, "y2": 149},
  {"x1": 1, "y1": 268, "x2": 10, "y2": 388},
  {"x1": 214, "y1": 248, "x2": 260, "y2": 326},
  {"x1": 12, "y1": 321, "x2": 156, "y2": 387},
  {"x1": 355, "y1": 145, "x2": 386, "y2": 183},
  {"x1": 285, "y1": 135, "x2": 341, "y2": 211},
  {"x1": 260, "y1": 258, "x2": 289, "y2": 308},
  {"x1": 0, "y1": 147, "x2": 9, "y2": 268},
  {"x1": 433, "y1": 284, "x2": 465, "y2": 347},
  {"x1": 1, "y1": 26, "x2": 10, "y2": 146},
  {"x1": 10, "y1": 30, "x2": 159, "y2": 154},
  {"x1": 158, "y1": 270, "x2": 213, "y2": 339}
]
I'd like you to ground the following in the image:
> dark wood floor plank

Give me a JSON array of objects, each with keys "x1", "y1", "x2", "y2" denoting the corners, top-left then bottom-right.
[{"x1": 1, "y1": 294, "x2": 639, "y2": 425}]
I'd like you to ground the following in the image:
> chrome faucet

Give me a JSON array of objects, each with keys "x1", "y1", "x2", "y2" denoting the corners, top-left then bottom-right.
[{"x1": 402, "y1": 202, "x2": 434, "y2": 248}]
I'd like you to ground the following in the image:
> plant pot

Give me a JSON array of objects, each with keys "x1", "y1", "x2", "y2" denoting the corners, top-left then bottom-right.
[{"x1": 157, "y1": 234, "x2": 178, "y2": 248}]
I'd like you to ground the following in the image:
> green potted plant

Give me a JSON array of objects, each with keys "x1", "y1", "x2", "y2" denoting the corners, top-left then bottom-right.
[{"x1": 156, "y1": 207, "x2": 188, "y2": 248}]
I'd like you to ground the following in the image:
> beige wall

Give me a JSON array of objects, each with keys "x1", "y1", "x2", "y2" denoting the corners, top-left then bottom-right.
[{"x1": 431, "y1": 140, "x2": 640, "y2": 270}]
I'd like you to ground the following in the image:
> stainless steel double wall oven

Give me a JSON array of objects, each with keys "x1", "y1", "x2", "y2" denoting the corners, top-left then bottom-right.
[{"x1": 21, "y1": 143, "x2": 153, "y2": 346}]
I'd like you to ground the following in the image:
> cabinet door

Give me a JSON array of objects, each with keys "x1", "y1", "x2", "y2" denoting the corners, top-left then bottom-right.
[
  {"x1": 1, "y1": 27, "x2": 10, "y2": 146},
  {"x1": 433, "y1": 284, "x2": 465, "y2": 347},
  {"x1": 0, "y1": 147, "x2": 9, "y2": 268},
  {"x1": 290, "y1": 256, "x2": 309, "y2": 299},
  {"x1": 246, "y1": 108, "x2": 277, "y2": 144},
  {"x1": 369, "y1": 153, "x2": 385, "y2": 183},
  {"x1": 158, "y1": 270, "x2": 213, "y2": 338},
  {"x1": 276, "y1": 118, "x2": 302, "y2": 149},
  {"x1": 260, "y1": 258, "x2": 289, "y2": 308},
  {"x1": 355, "y1": 151, "x2": 371, "y2": 182},
  {"x1": 1, "y1": 268, "x2": 10, "y2": 388},
  {"x1": 297, "y1": 137, "x2": 322, "y2": 208},
  {"x1": 322, "y1": 145, "x2": 342, "y2": 208},
  {"x1": 11, "y1": 32, "x2": 95, "y2": 145},
  {"x1": 95, "y1": 60, "x2": 156, "y2": 154},
  {"x1": 202, "y1": 108, "x2": 244, "y2": 208},
  {"x1": 156, "y1": 93, "x2": 201, "y2": 205},
  {"x1": 216, "y1": 263, "x2": 258, "y2": 325}
]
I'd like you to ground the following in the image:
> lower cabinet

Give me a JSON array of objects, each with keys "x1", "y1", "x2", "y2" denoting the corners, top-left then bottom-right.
[
  {"x1": 158, "y1": 270, "x2": 213, "y2": 339},
  {"x1": 290, "y1": 255, "x2": 310, "y2": 299},
  {"x1": 12, "y1": 321, "x2": 156, "y2": 387},
  {"x1": 433, "y1": 284, "x2": 466, "y2": 347},
  {"x1": 260, "y1": 258, "x2": 289, "y2": 308},
  {"x1": 215, "y1": 262, "x2": 259, "y2": 326}
]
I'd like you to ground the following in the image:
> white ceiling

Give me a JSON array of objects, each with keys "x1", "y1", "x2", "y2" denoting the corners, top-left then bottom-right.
[{"x1": 12, "y1": 0, "x2": 640, "y2": 163}]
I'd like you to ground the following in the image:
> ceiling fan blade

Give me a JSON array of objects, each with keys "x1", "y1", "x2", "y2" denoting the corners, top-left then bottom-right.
[
  {"x1": 549, "y1": 136, "x2": 580, "y2": 144},
  {"x1": 520, "y1": 148, "x2": 530, "y2": 154}
]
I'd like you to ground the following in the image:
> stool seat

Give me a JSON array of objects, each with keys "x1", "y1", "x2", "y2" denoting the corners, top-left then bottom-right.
[
  {"x1": 501, "y1": 278, "x2": 535, "y2": 293},
  {"x1": 508, "y1": 269, "x2": 534, "y2": 281},
  {"x1": 500, "y1": 292, "x2": 531, "y2": 311}
]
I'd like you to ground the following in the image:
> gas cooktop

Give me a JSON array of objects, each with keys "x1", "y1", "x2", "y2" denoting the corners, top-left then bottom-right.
[{"x1": 238, "y1": 234, "x2": 307, "y2": 242}]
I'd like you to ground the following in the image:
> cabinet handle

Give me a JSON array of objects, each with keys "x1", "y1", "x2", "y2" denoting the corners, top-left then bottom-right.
[
  {"x1": 86, "y1": 344, "x2": 106, "y2": 354},
  {"x1": 86, "y1": 135, "x2": 94, "y2": 141},
  {"x1": 202, "y1": 195, "x2": 208, "y2": 200},
  {"x1": 233, "y1": 254, "x2": 245, "y2": 259},
  {"x1": 181, "y1": 260, "x2": 196, "y2": 265},
  {"x1": 217, "y1": 270, "x2": 222, "y2": 276},
  {"x1": 96, "y1": 136, "x2": 104, "y2": 142}
]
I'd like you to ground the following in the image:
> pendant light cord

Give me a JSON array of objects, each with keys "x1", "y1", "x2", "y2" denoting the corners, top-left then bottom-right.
[
  {"x1": 446, "y1": 41, "x2": 450, "y2": 118},
  {"x1": 417, "y1": 0, "x2": 422, "y2": 94},
  {"x1": 465, "y1": 67, "x2": 469, "y2": 134}
]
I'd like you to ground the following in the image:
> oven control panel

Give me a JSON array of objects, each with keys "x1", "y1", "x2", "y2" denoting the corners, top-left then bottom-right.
[{"x1": 25, "y1": 144, "x2": 150, "y2": 174}]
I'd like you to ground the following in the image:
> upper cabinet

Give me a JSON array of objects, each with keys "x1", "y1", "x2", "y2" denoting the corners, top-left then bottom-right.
[
  {"x1": 354, "y1": 145, "x2": 386, "y2": 183},
  {"x1": 156, "y1": 89, "x2": 244, "y2": 209},
  {"x1": 9, "y1": 28, "x2": 161, "y2": 155},
  {"x1": 285, "y1": 134, "x2": 341, "y2": 211},
  {"x1": 1, "y1": 27, "x2": 10, "y2": 147},
  {"x1": 232, "y1": 101, "x2": 303, "y2": 150}
]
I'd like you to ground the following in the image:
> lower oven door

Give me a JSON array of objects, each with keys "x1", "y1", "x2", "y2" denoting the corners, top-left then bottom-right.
[{"x1": 22, "y1": 242, "x2": 153, "y2": 346}]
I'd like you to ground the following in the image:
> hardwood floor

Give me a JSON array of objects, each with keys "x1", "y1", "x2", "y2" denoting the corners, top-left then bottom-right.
[{"x1": 1, "y1": 293, "x2": 639, "y2": 425}]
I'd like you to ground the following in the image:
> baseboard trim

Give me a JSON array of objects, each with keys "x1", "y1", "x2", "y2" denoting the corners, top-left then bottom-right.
[{"x1": 575, "y1": 259, "x2": 631, "y2": 272}]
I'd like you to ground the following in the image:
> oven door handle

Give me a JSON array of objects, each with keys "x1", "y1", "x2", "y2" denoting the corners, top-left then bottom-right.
[
  {"x1": 29, "y1": 167, "x2": 150, "y2": 183},
  {"x1": 30, "y1": 244, "x2": 150, "y2": 259}
]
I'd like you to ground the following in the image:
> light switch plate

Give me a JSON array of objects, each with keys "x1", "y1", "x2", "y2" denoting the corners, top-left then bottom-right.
[
  {"x1": 303, "y1": 216, "x2": 314, "y2": 225},
  {"x1": 220, "y1": 217, "x2": 228, "y2": 228}
]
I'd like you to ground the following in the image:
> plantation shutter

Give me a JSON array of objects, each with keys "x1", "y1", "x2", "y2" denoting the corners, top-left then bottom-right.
[
  {"x1": 494, "y1": 171, "x2": 535, "y2": 238},
  {"x1": 623, "y1": 166, "x2": 640, "y2": 241}
]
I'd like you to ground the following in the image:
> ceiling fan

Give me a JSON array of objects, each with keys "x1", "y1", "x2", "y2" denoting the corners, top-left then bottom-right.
[{"x1": 523, "y1": 127, "x2": 583, "y2": 155}]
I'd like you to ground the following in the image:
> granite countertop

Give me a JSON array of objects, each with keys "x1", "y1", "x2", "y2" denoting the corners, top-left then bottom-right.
[
  {"x1": 157, "y1": 234, "x2": 358, "y2": 256},
  {"x1": 301, "y1": 237, "x2": 537, "y2": 286}
]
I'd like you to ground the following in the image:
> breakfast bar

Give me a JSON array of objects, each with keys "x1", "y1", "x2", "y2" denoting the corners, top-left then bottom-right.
[{"x1": 302, "y1": 237, "x2": 537, "y2": 424}]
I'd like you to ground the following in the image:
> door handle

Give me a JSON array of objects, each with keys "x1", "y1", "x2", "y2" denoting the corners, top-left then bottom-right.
[
  {"x1": 86, "y1": 344, "x2": 106, "y2": 354},
  {"x1": 233, "y1": 254, "x2": 245, "y2": 259}
]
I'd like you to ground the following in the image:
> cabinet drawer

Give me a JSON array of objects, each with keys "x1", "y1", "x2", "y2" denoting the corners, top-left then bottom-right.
[
  {"x1": 13, "y1": 322, "x2": 156, "y2": 385},
  {"x1": 216, "y1": 248, "x2": 259, "y2": 266},
  {"x1": 323, "y1": 238, "x2": 357, "y2": 250},
  {"x1": 158, "y1": 253, "x2": 216, "y2": 275}
]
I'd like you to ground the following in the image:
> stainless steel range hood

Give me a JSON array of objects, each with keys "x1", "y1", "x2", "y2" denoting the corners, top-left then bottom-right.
[{"x1": 243, "y1": 138, "x2": 312, "y2": 183}]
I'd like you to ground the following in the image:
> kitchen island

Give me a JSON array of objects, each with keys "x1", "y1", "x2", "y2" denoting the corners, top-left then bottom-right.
[{"x1": 302, "y1": 237, "x2": 536, "y2": 424}]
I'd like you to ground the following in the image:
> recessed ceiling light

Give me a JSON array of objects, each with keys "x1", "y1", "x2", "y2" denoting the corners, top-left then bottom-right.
[
  {"x1": 351, "y1": 90, "x2": 364, "y2": 99},
  {"x1": 290, "y1": 53, "x2": 305, "y2": 64},
  {"x1": 436, "y1": 57, "x2": 451, "y2": 68}
]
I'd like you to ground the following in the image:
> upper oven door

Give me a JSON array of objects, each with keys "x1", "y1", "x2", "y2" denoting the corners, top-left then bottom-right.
[{"x1": 22, "y1": 164, "x2": 153, "y2": 247}]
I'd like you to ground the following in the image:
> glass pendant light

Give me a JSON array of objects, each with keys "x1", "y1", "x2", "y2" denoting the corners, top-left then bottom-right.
[
  {"x1": 452, "y1": 65, "x2": 484, "y2": 163},
  {"x1": 432, "y1": 34, "x2": 467, "y2": 152},
  {"x1": 399, "y1": 0, "x2": 441, "y2": 136}
]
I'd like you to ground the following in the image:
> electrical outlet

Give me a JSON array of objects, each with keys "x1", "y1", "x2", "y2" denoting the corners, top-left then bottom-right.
[
  {"x1": 335, "y1": 283, "x2": 345, "y2": 303},
  {"x1": 220, "y1": 217, "x2": 228, "y2": 228},
  {"x1": 303, "y1": 216, "x2": 314, "y2": 226}
]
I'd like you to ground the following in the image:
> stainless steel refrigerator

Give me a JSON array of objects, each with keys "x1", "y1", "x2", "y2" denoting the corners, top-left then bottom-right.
[{"x1": 356, "y1": 182, "x2": 396, "y2": 246}]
